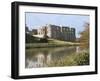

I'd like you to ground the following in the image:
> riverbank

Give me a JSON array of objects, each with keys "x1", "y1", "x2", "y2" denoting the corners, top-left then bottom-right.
[
  {"x1": 26, "y1": 42, "x2": 80, "y2": 48},
  {"x1": 26, "y1": 38, "x2": 80, "y2": 48}
]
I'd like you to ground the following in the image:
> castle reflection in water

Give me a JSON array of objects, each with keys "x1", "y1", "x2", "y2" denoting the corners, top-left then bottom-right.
[{"x1": 25, "y1": 46, "x2": 81, "y2": 68}]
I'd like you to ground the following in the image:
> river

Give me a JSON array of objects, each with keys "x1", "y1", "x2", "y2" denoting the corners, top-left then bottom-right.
[{"x1": 25, "y1": 46, "x2": 84, "y2": 68}]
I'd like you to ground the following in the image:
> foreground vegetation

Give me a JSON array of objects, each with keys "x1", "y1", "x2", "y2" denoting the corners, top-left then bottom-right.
[{"x1": 47, "y1": 49, "x2": 89, "y2": 67}]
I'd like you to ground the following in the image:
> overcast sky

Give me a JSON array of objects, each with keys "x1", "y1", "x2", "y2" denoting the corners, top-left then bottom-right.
[{"x1": 25, "y1": 12, "x2": 89, "y2": 38}]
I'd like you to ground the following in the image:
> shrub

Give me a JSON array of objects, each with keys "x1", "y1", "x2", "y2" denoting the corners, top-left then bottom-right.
[
  {"x1": 74, "y1": 51, "x2": 89, "y2": 65},
  {"x1": 47, "y1": 50, "x2": 89, "y2": 67},
  {"x1": 39, "y1": 38, "x2": 48, "y2": 43},
  {"x1": 26, "y1": 33, "x2": 48, "y2": 43}
]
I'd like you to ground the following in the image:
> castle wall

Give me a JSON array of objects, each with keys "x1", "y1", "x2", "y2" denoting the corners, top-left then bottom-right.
[{"x1": 37, "y1": 24, "x2": 76, "y2": 41}]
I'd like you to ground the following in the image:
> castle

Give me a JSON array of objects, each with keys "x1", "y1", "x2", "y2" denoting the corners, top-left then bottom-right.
[
  {"x1": 29, "y1": 24, "x2": 76, "y2": 41},
  {"x1": 37, "y1": 24, "x2": 76, "y2": 41}
]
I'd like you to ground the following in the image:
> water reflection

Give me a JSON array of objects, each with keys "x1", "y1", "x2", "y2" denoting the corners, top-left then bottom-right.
[{"x1": 25, "y1": 46, "x2": 81, "y2": 68}]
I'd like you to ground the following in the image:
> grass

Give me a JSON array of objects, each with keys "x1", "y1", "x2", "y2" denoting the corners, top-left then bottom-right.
[
  {"x1": 47, "y1": 49, "x2": 89, "y2": 67},
  {"x1": 48, "y1": 39, "x2": 73, "y2": 44},
  {"x1": 26, "y1": 38, "x2": 80, "y2": 48}
]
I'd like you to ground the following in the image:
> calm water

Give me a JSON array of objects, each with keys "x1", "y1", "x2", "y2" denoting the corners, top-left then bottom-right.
[{"x1": 25, "y1": 46, "x2": 83, "y2": 68}]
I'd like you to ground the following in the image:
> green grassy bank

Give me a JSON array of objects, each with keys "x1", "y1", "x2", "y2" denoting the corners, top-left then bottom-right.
[{"x1": 26, "y1": 39, "x2": 80, "y2": 48}]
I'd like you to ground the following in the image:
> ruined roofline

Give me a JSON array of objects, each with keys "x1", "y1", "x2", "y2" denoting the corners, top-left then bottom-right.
[{"x1": 43, "y1": 24, "x2": 75, "y2": 29}]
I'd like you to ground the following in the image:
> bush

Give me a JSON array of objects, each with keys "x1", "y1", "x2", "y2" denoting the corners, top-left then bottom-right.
[
  {"x1": 74, "y1": 51, "x2": 89, "y2": 65},
  {"x1": 26, "y1": 33, "x2": 38, "y2": 43},
  {"x1": 47, "y1": 50, "x2": 89, "y2": 67},
  {"x1": 39, "y1": 38, "x2": 48, "y2": 43},
  {"x1": 26, "y1": 33, "x2": 48, "y2": 43}
]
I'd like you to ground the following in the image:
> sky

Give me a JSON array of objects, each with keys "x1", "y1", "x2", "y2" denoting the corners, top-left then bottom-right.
[{"x1": 25, "y1": 12, "x2": 89, "y2": 38}]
